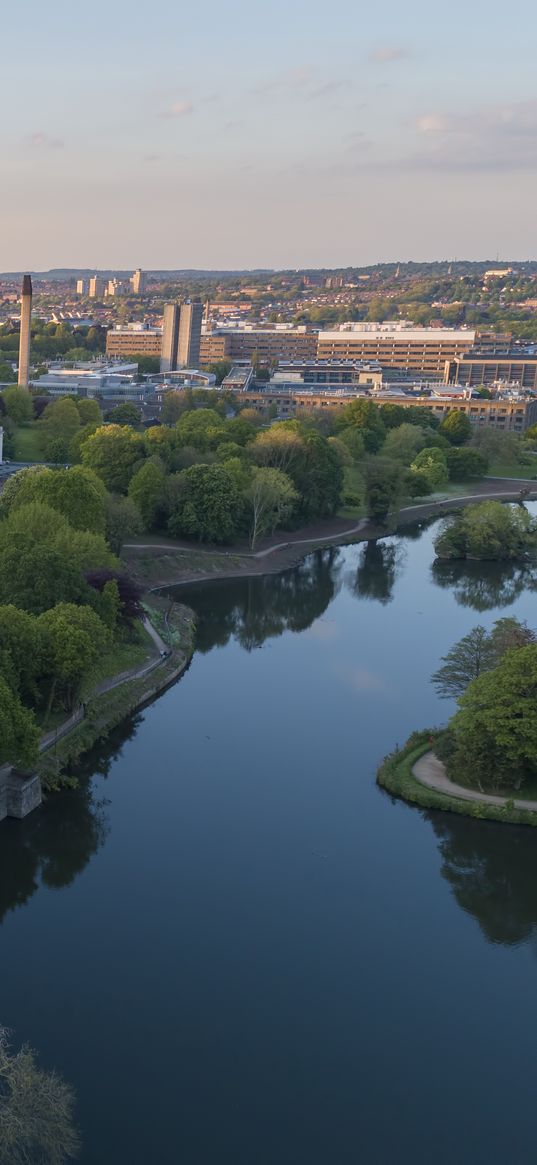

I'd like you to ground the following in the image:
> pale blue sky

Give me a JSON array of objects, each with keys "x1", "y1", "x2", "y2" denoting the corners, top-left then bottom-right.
[{"x1": 3, "y1": 0, "x2": 537, "y2": 269}]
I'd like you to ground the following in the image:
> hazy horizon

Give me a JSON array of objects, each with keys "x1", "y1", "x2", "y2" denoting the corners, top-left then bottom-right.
[{"x1": 5, "y1": 0, "x2": 536, "y2": 270}]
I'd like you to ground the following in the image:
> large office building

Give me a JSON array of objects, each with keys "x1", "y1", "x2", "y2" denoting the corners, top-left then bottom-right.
[
  {"x1": 235, "y1": 387, "x2": 537, "y2": 430},
  {"x1": 316, "y1": 323, "x2": 476, "y2": 376},
  {"x1": 446, "y1": 345, "x2": 537, "y2": 392},
  {"x1": 106, "y1": 325, "x2": 162, "y2": 359},
  {"x1": 199, "y1": 325, "x2": 318, "y2": 365},
  {"x1": 177, "y1": 300, "x2": 203, "y2": 368}
]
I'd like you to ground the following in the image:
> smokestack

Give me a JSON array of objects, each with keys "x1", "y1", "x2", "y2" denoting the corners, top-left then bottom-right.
[{"x1": 18, "y1": 274, "x2": 32, "y2": 387}]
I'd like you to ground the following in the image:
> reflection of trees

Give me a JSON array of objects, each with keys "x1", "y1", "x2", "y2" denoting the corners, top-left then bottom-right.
[
  {"x1": 181, "y1": 548, "x2": 342, "y2": 653},
  {"x1": 431, "y1": 559, "x2": 537, "y2": 612},
  {"x1": 426, "y1": 810, "x2": 537, "y2": 946},
  {"x1": 0, "y1": 781, "x2": 108, "y2": 924},
  {"x1": 348, "y1": 539, "x2": 405, "y2": 605},
  {"x1": 0, "y1": 715, "x2": 145, "y2": 924}
]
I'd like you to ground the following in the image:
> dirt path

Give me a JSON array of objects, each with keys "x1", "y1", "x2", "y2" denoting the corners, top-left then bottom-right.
[
  {"x1": 125, "y1": 479, "x2": 537, "y2": 562},
  {"x1": 413, "y1": 751, "x2": 537, "y2": 812}
]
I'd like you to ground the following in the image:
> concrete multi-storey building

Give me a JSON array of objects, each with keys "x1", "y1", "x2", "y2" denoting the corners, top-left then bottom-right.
[
  {"x1": 88, "y1": 276, "x2": 106, "y2": 298},
  {"x1": 234, "y1": 387, "x2": 537, "y2": 430},
  {"x1": 131, "y1": 268, "x2": 146, "y2": 295},
  {"x1": 317, "y1": 323, "x2": 476, "y2": 376},
  {"x1": 106, "y1": 325, "x2": 162, "y2": 359},
  {"x1": 160, "y1": 304, "x2": 180, "y2": 373},
  {"x1": 446, "y1": 347, "x2": 537, "y2": 392},
  {"x1": 199, "y1": 326, "x2": 318, "y2": 365},
  {"x1": 177, "y1": 301, "x2": 203, "y2": 368},
  {"x1": 76, "y1": 279, "x2": 89, "y2": 295}
]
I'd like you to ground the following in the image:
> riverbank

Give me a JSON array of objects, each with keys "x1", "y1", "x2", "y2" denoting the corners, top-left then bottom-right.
[
  {"x1": 36, "y1": 602, "x2": 195, "y2": 792},
  {"x1": 377, "y1": 733, "x2": 537, "y2": 827},
  {"x1": 122, "y1": 478, "x2": 537, "y2": 591}
]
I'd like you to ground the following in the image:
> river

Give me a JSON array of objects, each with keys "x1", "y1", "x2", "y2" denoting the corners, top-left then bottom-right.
[{"x1": 2, "y1": 510, "x2": 537, "y2": 1164}]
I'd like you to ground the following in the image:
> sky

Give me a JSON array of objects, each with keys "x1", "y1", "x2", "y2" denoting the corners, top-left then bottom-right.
[{"x1": 3, "y1": 0, "x2": 537, "y2": 270}]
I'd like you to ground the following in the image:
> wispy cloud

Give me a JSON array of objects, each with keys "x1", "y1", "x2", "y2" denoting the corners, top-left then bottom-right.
[
  {"x1": 161, "y1": 100, "x2": 194, "y2": 119},
  {"x1": 413, "y1": 99, "x2": 537, "y2": 170},
  {"x1": 254, "y1": 66, "x2": 348, "y2": 103},
  {"x1": 25, "y1": 131, "x2": 64, "y2": 149},
  {"x1": 369, "y1": 46, "x2": 408, "y2": 63}
]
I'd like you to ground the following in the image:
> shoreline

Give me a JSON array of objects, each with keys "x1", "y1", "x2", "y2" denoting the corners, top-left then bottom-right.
[
  {"x1": 122, "y1": 480, "x2": 537, "y2": 592},
  {"x1": 377, "y1": 737, "x2": 537, "y2": 828}
]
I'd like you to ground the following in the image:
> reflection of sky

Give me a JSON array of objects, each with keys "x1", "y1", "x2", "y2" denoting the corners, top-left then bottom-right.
[{"x1": 4, "y1": 509, "x2": 537, "y2": 1164}]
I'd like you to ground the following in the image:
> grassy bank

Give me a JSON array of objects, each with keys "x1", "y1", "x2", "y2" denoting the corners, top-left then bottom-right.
[
  {"x1": 377, "y1": 731, "x2": 537, "y2": 827},
  {"x1": 37, "y1": 602, "x2": 195, "y2": 790}
]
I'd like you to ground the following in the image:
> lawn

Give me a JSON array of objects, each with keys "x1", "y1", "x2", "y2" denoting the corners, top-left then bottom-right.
[
  {"x1": 487, "y1": 458, "x2": 537, "y2": 480},
  {"x1": 11, "y1": 424, "x2": 44, "y2": 462}
]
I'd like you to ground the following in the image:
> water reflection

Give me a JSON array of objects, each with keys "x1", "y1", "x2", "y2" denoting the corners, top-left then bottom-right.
[
  {"x1": 431, "y1": 559, "x2": 537, "y2": 611},
  {"x1": 179, "y1": 548, "x2": 343, "y2": 653},
  {"x1": 427, "y1": 810, "x2": 537, "y2": 946},
  {"x1": 0, "y1": 783, "x2": 108, "y2": 925},
  {"x1": 348, "y1": 539, "x2": 405, "y2": 605},
  {"x1": 0, "y1": 716, "x2": 143, "y2": 923}
]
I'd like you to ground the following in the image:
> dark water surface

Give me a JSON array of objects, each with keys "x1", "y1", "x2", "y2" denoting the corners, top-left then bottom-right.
[{"x1": 2, "y1": 512, "x2": 537, "y2": 1164}]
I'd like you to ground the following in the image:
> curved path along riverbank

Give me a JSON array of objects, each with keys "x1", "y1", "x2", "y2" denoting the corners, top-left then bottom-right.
[
  {"x1": 123, "y1": 478, "x2": 537, "y2": 591},
  {"x1": 413, "y1": 751, "x2": 537, "y2": 813}
]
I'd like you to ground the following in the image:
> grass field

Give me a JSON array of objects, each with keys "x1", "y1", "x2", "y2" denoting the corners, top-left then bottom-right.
[
  {"x1": 487, "y1": 458, "x2": 537, "y2": 479},
  {"x1": 11, "y1": 424, "x2": 44, "y2": 462}
]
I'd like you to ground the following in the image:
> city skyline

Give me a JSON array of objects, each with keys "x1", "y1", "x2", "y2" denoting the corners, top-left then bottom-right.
[{"x1": 5, "y1": 0, "x2": 537, "y2": 269}]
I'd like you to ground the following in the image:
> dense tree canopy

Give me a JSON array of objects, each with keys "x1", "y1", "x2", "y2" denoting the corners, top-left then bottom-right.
[
  {"x1": 435, "y1": 501, "x2": 536, "y2": 561},
  {"x1": 81, "y1": 425, "x2": 144, "y2": 493}
]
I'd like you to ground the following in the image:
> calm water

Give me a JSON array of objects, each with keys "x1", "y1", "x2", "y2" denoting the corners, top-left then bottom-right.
[{"x1": 2, "y1": 510, "x2": 537, "y2": 1164}]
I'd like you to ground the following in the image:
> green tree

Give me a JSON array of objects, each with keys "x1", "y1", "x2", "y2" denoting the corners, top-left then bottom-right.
[
  {"x1": 161, "y1": 391, "x2": 189, "y2": 425},
  {"x1": 383, "y1": 423, "x2": 429, "y2": 464},
  {"x1": 175, "y1": 408, "x2": 226, "y2": 450},
  {"x1": 40, "y1": 398, "x2": 81, "y2": 463},
  {"x1": 167, "y1": 464, "x2": 242, "y2": 542},
  {"x1": 0, "y1": 605, "x2": 42, "y2": 704},
  {"x1": 411, "y1": 446, "x2": 448, "y2": 488},
  {"x1": 439, "y1": 409, "x2": 473, "y2": 445},
  {"x1": 105, "y1": 495, "x2": 143, "y2": 554},
  {"x1": 128, "y1": 461, "x2": 168, "y2": 530},
  {"x1": 81, "y1": 425, "x2": 144, "y2": 492},
  {"x1": 445, "y1": 446, "x2": 488, "y2": 480},
  {"x1": 69, "y1": 421, "x2": 99, "y2": 463},
  {"x1": 1, "y1": 386, "x2": 33, "y2": 425},
  {"x1": 0, "y1": 466, "x2": 106, "y2": 533},
  {"x1": 449, "y1": 645, "x2": 537, "y2": 791},
  {"x1": 432, "y1": 626, "x2": 495, "y2": 698},
  {"x1": 247, "y1": 467, "x2": 298, "y2": 549},
  {"x1": 143, "y1": 425, "x2": 176, "y2": 466},
  {"x1": 0, "y1": 678, "x2": 39, "y2": 768},
  {"x1": 0, "y1": 502, "x2": 116, "y2": 614},
  {"x1": 105, "y1": 402, "x2": 142, "y2": 427},
  {"x1": 334, "y1": 398, "x2": 385, "y2": 452},
  {"x1": 363, "y1": 458, "x2": 403, "y2": 523},
  {"x1": 38, "y1": 603, "x2": 110, "y2": 712},
  {"x1": 76, "y1": 398, "x2": 101, "y2": 425},
  {"x1": 435, "y1": 500, "x2": 535, "y2": 561}
]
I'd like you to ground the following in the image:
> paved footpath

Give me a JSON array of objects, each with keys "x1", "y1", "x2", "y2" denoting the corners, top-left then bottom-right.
[{"x1": 413, "y1": 752, "x2": 537, "y2": 813}]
